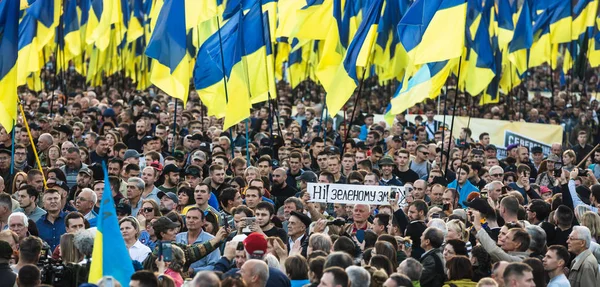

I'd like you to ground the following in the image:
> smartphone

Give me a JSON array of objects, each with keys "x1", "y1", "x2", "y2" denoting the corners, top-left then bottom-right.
[
  {"x1": 242, "y1": 217, "x2": 256, "y2": 233},
  {"x1": 356, "y1": 229, "x2": 365, "y2": 243},
  {"x1": 442, "y1": 203, "x2": 451, "y2": 211},
  {"x1": 390, "y1": 191, "x2": 397, "y2": 199},
  {"x1": 160, "y1": 242, "x2": 173, "y2": 262}
]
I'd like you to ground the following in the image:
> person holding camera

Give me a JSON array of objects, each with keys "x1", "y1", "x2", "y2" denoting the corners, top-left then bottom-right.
[{"x1": 567, "y1": 168, "x2": 600, "y2": 213}]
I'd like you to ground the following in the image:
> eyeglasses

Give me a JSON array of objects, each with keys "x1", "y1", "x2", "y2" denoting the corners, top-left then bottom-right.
[
  {"x1": 419, "y1": 150, "x2": 429, "y2": 155},
  {"x1": 76, "y1": 197, "x2": 89, "y2": 202},
  {"x1": 568, "y1": 237, "x2": 584, "y2": 241},
  {"x1": 491, "y1": 173, "x2": 504, "y2": 178}
]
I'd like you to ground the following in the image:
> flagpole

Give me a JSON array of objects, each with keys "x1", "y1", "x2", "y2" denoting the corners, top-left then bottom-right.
[
  {"x1": 257, "y1": 4, "x2": 275, "y2": 148},
  {"x1": 245, "y1": 119, "x2": 251, "y2": 167},
  {"x1": 444, "y1": 57, "x2": 463, "y2": 175},
  {"x1": 172, "y1": 99, "x2": 178, "y2": 154},
  {"x1": 19, "y1": 104, "x2": 47, "y2": 187},
  {"x1": 9, "y1": 118, "x2": 15, "y2": 175}
]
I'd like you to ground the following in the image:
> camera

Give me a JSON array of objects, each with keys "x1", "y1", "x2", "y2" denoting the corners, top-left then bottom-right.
[{"x1": 578, "y1": 169, "x2": 588, "y2": 177}]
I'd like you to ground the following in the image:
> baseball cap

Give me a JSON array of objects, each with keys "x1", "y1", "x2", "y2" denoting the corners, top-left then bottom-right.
[
  {"x1": 531, "y1": 146, "x2": 543, "y2": 154},
  {"x1": 47, "y1": 179, "x2": 69, "y2": 192},
  {"x1": 54, "y1": 124, "x2": 73, "y2": 135},
  {"x1": 0, "y1": 149, "x2": 11, "y2": 156},
  {"x1": 185, "y1": 166, "x2": 202, "y2": 177},
  {"x1": 173, "y1": 150, "x2": 185, "y2": 161},
  {"x1": 392, "y1": 135, "x2": 402, "y2": 142},
  {"x1": 116, "y1": 202, "x2": 131, "y2": 216},
  {"x1": 157, "y1": 191, "x2": 179, "y2": 204},
  {"x1": 547, "y1": 154, "x2": 560, "y2": 162},
  {"x1": 296, "y1": 171, "x2": 318, "y2": 183},
  {"x1": 123, "y1": 149, "x2": 141, "y2": 160},
  {"x1": 463, "y1": 198, "x2": 494, "y2": 218},
  {"x1": 153, "y1": 217, "x2": 181, "y2": 231},
  {"x1": 78, "y1": 167, "x2": 93, "y2": 177},
  {"x1": 162, "y1": 164, "x2": 180, "y2": 175},
  {"x1": 243, "y1": 232, "x2": 268, "y2": 259},
  {"x1": 378, "y1": 156, "x2": 395, "y2": 166},
  {"x1": 506, "y1": 144, "x2": 519, "y2": 151},
  {"x1": 142, "y1": 135, "x2": 157, "y2": 146},
  {"x1": 485, "y1": 144, "x2": 497, "y2": 151}
]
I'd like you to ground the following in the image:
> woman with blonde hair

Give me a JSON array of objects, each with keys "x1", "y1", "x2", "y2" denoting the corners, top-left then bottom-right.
[
  {"x1": 580, "y1": 211, "x2": 600, "y2": 242},
  {"x1": 562, "y1": 150, "x2": 576, "y2": 172},
  {"x1": 60, "y1": 233, "x2": 83, "y2": 264},
  {"x1": 140, "y1": 200, "x2": 161, "y2": 219},
  {"x1": 11, "y1": 172, "x2": 27, "y2": 194},
  {"x1": 446, "y1": 219, "x2": 468, "y2": 242}
]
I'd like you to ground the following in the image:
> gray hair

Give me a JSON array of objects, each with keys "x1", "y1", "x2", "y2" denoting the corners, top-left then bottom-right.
[
  {"x1": 525, "y1": 225, "x2": 547, "y2": 254},
  {"x1": 264, "y1": 253, "x2": 281, "y2": 269},
  {"x1": 128, "y1": 177, "x2": 145, "y2": 190},
  {"x1": 574, "y1": 205, "x2": 591, "y2": 222},
  {"x1": 81, "y1": 188, "x2": 98, "y2": 205},
  {"x1": 8, "y1": 212, "x2": 28, "y2": 228},
  {"x1": 309, "y1": 233, "x2": 333, "y2": 253},
  {"x1": 427, "y1": 218, "x2": 448, "y2": 237},
  {"x1": 245, "y1": 259, "x2": 269, "y2": 286},
  {"x1": 191, "y1": 271, "x2": 221, "y2": 287},
  {"x1": 346, "y1": 265, "x2": 371, "y2": 287},
  {"x1": 572, "y1": 226, "x2": 592, "y2": 248},
  {"x1": 489, "y1": 166, "x2": 504, "y2": 175},
  {"x1": 398, "y1": 257, "x2": 423, "y2": 281}
]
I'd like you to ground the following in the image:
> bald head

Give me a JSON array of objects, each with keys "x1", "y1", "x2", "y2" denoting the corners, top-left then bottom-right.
[{"x1": 272, "y1": 168, "x2": 287, "y2": 186}]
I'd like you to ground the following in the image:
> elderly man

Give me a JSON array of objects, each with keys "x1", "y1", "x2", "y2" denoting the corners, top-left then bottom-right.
[
  {"x1": 419, "y1": 227, "x2": 445, "y2": 287},
  {"x1": 61, "y1": 147, "x2": 88, "y2": 189},
  {"x1": 37, "y1": 133, "x2": 53, "y2": 168},
  {"x1": 343, "y1": 204, "x2": 373, "y2": 235},
  {"x1": 485, "y1": 180, "x2": 504, "y2": 209},
  {"x1": 75, "y1": 188, "x2": 98, "y2": 226},
  {"x1": 241, "y1": 259, "x2": 269, "y2": 287},
  {"x1": 126, "y1": 177, "x2": 146, "y2": 216},
  {"x1": 567, "y1": 226, "x2": 600, "y2": 287},
  {"x1": 8, "y1": 212, "x2": 29, "y2": 241}
]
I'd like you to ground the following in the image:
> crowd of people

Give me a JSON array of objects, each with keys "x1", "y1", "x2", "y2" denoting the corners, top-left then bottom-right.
[{"x1": 0, "y1": 64, "x2": 599, "y2": 287}]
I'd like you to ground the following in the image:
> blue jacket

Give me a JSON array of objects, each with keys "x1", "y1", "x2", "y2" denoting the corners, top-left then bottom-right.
[{"x1": 448, "y1": 180, "x2": 479, "y2": 208}]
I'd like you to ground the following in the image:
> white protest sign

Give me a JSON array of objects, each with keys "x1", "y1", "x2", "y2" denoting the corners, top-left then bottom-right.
[{"x1": 307, "y1": 183, "x2": 406, "y2": 206}]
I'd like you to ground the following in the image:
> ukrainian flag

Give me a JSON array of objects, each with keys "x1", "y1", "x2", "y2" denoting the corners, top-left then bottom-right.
[
  {"x1": 548, "y1": 0, "x2": 572, "y2": 44},
  {"x1": 325, "y1": 0, "x2": 384, "y2": 117},
  {"x1": 145, "y1": 0, "x2": 193, "y2": 105},
  {"x1": 373, "y1": 0, "x2": 410, "y2": 82},
  {"x1": 529, "y1": 8, "x2": 552, "y2": 68},
  {"x1": 464, "y1": 0, "x2": 496, "y2": 96},
  {"x1": 293, "y1": 0, "x2": 335, "y2": 40},
  {"x1": 0, "y1": 0, "x2": 19, "y2": 132},
  {"x1": 507, "y1": 0, "x2": 532, "y2": 76},
  {"x1": 389, "y1": 59, "x2": 456, "y2": 115},
  {"x1": 479, "y1": 49, "x2": 502, "y2": 105},
  {"x1": 589, "y1": 28, "x2": 600, "y2": 67},
  {"x1": 89, "y1": 161, "x2": 135, "y2": 286},
  {"x1": 57, "y1": 0, "x2": 82, "y2": 72},
  {"x1": 496, "y1": 0, "x2": 515, "y2": 51},
  {"x1": 572, "y1": 0, "x2": 598, "y2": 40},
  {"x1": 397, "y1": 0, "x2": 467, "y2": 72},
  {"x1": 315, "y1": 0, "x2": 344, "y2": 92}
]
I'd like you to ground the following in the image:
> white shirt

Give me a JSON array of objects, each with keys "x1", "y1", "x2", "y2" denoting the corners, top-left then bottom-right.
[{"x1": 128, "y1": 240, "x2": 151, "y2": 263}]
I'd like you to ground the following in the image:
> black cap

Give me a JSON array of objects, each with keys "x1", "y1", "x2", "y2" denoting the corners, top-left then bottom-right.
[
  {"x1": 365, "y1": 114, "x2": 374, "y2": 118},
  {"x1": 327, "y1": 146, "x2": 340, "y2": 155},
  {"x1": 531, "y1": 146, "x2": 543, "y2": 154},
  {"x1": 46, "y1": 179, "x2": 69, "y2": 192},
  {"x1": 0, "y1": 149, "x2": 11, "y2": 156},
  {"x1": 356, "y1": 141, "x2": 368, "y2": 150},
  {"x1": 173, "y1": 150, "x2": 185, "y2": 161},
  {"x1": 471, "y1": 149, "x2": 484, "y2": 155},
  {"x1": 157, "y1": 191, "x2": 179, "y2": 204},
  {"x1": 185, "y1": 166, "x2": 202, "y2": 177},
  {"x1": 463, "y1": 198, "x2": 494, "y2": 218},
  {"x1": 54, "y1": 124, "x2": 73, "y2": 135},
  {"x1": 392, "y1": 135, "x2": 402, "y2": 142},
  {"x1": 116, "y1": 202, "x2": 132, "y2": 215},
  {"x1": 296, "y1": 171, "x2": 318, "y2": 183},
  {"x1": 153, "y1": 217, "x2": 181, "y2": 231},
  {"x1": 290, "y1": 211, "x2": 312, "y2": 229},
  {"x1": 142, "y1": 135, "x2": 156, "y2": 145},
  {"x1": 260, "y1": 138, "x2": 271, "y2": 146},
  {"x1": 485, "y1": 144, "x2": 497, "y2": 151},
  {"x1": 190, "y1": 133, "x2": 203, "y2": 141},
  {"x1": 162, "y1": 164, "x2": 180, "y2": 175},
  {"x1": 379, "y1": 156, "x2": 395, "y2": 166},
  {"x1": 291, "y1": 138, "x2": 304, "y2": 147}
]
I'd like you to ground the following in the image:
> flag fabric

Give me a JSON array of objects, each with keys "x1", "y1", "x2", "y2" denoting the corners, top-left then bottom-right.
[
  {"x1": 145, "y1": 0, "x2": 192, "y2": 105},
  {"x1": 548, "y1": 0, "x2": 572, "y2": 44},
  {"x1": 508, "y1": 0, "x2": 533, "y2": 75},
  {"x1": 0, "y1": 0, "x2": 20, "y2": 132},
  {"x1": 496, "y1": 0, "x2": 515, "y2": 51},
  {"x1": 397, "y1": 0, "x2": 467, "y2": 73},
  {"x1": 88, "y1": 161, "x2": 135, "y2": 286},
  {"x1": 325, "y1": 0, "x2": 384, "y2": 117},
  {"x1": 463, "y1": 0, "x2": 496, "y2": 96}
]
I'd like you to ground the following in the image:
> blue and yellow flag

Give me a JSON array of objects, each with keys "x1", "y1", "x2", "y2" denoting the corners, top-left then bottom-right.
[
  {"x1": 89, "y1": 161, "x2": 134, "y2": 286},
  {"x1": 548, "y1": 0, "x2": 572, "y2": 44},
  {"x1": 572, "y1": 0, "x2": 598, "y2": 40},
  {"x1": 0, "y1": 0, "x2": 20, "y2": 132},
  {"x1": 325, "y1": 0, "x2": 384, "y2": 117},
  {"x1": 464, "y1": 0, "x2": 496, "y2": 96},
  {"x1": 397, "y1": 0, "x2": 467, "y2": 73},
  {"x1": 496, "y1": 0, "x2": 515, "y2": 51},
  {"x1": 145, "y1": 0, "x2": 192, "y2": 105},
  {"x1": 507, "y1": 0, "x2": 532, "y2": 75}
]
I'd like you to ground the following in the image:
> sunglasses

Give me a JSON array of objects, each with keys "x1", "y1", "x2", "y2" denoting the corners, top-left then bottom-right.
[
  {"x1": 143, "y1": 207, "x2": 154, "y2": 213},
  {"x1": 490, "y1": 173, "x2": 504, "y2": 178}
]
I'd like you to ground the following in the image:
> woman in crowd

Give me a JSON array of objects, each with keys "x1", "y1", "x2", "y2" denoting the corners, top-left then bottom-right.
[
  {"x1": 443, "y1": 256, "x2": 476, "y2": 287},
  {"x1": 176, "y1": 186, "x2": 195, "y2": 214},
  {"x1": 120, "y1": 216, "x2": 152, "y2": 264},
  {"x1": 156, "y1": 245, "x2": 185, "y2": 287}
]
